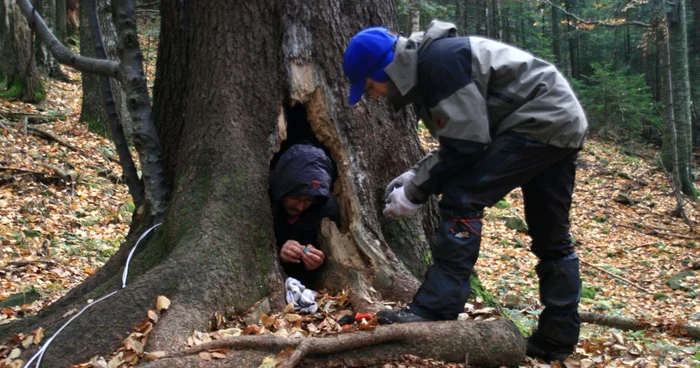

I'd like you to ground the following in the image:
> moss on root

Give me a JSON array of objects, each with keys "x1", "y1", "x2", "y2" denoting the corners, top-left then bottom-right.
[
  {"x1": 0, "y1": 80, "x2": 23, "y2": 100},
  {"x1": 469, "y1": 274, "x2": 531, "y2": 337}
]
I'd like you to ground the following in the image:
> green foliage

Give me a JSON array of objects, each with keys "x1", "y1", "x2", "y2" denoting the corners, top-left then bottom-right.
[
  {"x1": 85, "y1": 117, "x2": 110, "y2": 138},
  {"x1": 581, "y1": 286, "x2": 597, "y2": 299},
  {"x1": 0, "y1": 80, "x2": 23, "y2": 100},
  {"x1": 494, "y1": 199, "x2": 511, "y2": 209},
  {"x1": 572, "y1": 63, "x2": 661, "y2": 141}
]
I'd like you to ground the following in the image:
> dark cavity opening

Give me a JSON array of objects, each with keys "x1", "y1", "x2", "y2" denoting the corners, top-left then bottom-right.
[{"x1": 269, "y1": 103, "x2": 340, "y2": 289}]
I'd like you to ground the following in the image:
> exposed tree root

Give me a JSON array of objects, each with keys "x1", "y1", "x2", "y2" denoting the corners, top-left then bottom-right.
[
  {"x1": 579, "y1": 312, "x2": 700, "y2": 339},
  {"x1": 149, "y1": 318, "x2": 525, "y2": 368}
]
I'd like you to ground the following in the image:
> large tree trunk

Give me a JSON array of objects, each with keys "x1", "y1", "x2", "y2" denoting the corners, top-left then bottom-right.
[
  {"x1": 668, "y1": 0, "x2": 696, "y2": 198},
  {"x1": 78, "y1": 0, "x2": 132, "y2": 138},
  {"x1": 1, "y1": 1, "x2": 524, "y2": 367},
  {"x1": 0, "y1": 0, "x2": 45, "y2": 102}
]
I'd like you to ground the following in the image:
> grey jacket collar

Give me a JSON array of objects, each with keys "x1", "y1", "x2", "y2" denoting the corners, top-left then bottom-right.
[{"x1": 384, "y1": 20, "x2": 457, "y2": 108}]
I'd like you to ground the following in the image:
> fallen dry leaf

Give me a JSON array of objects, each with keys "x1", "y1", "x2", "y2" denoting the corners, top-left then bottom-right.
[
  {"x1": 199, "y1": 351, "x2": 212, "y2": 361},
  {"x1": 143, "y1": 351, "x2": 167, "y2": 361},
  {"x1": 33, "y1": 327, "x2": 44, "y2": 344},
  {"x1": 155, "y1": 296, "x2": 170, "y2": 312}
]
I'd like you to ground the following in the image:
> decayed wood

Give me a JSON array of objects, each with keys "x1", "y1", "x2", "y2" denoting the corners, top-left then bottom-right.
[{"x1": 580, "y1": 312, "x2": 700, "y2": 339}]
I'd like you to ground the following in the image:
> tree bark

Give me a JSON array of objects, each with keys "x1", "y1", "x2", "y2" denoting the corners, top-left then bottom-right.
[
  {"x1": 55, "y1": 0, "x2": 67, "y2": 43},
  {"x1": 86, "y1": 0, "x2": 143, "y2": 206},
  {"x1": 0, "y1": 1, "x2": 45, "y2": 102},
  {"x1": 657, "y1": 2, "x2": 683, "y2": 188},
  {"x1": 34, "y1": 0, "x2": 65, "y2": 79},
  {"x1": 551, "y1": 4, "x2": 561, "y2": 68},
  {"x1": 0, "y1": 1, "x2": 525, "y2": 367},
  {"x1": 67, "y1": 0, "x2": 79, "y2": 36},
  {"x1": 668, "y1": 0, "x2": 696, "y2": 198},
  {"x1": 408, "y1": 0, "x2": 420, "y2": 34},
  {"x1": 79, "y1": 0, "x2": 133, "y2": 139}
]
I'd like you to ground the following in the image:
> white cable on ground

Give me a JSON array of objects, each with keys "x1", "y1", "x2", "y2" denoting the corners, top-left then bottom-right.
[
  {"x1": 24, "y1": 222, "x2": 163, "y2": 368},
  {"x1": 122, "y1": 223, "x2": 162, "y2": 288}
]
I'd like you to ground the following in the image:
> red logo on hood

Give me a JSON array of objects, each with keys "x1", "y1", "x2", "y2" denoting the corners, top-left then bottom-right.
[{"x1": 311, "y1": 180, "x2": 321, "y2": 189}]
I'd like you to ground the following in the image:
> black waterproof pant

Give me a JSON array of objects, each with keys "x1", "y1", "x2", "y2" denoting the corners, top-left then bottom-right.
[{"x1": 408, "y1": 132, "x2": 582, "y2": 356}]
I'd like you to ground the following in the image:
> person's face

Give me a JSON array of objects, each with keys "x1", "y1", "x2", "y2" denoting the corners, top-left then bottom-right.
[
  {"x1": 364, "y1": 78, "x2": 390, "y2": 100},
  {"x1": 282, "y1": 196, "x2": 314, "y2": 216}
]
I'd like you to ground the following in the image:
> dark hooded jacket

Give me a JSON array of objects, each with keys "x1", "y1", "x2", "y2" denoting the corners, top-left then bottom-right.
[{"x1": 269, "y1": 144, "x2": 340, "y2": 285}]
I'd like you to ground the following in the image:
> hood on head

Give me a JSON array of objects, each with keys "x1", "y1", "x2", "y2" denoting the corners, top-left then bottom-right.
[{"x1": 269, "y1": 144, "x2": 334, "y2": 204}]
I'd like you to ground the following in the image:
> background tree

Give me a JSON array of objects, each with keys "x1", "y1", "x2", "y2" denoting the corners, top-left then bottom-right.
[
  {"x1": 34, "y1": 0, "x2": 66, "y2": 79},
  {"x1": 0, "y1": 2, "x2": 45, "y2": 102},
  {"x1": 79, "y1": 0, "x2": 132, "y2": 138}
]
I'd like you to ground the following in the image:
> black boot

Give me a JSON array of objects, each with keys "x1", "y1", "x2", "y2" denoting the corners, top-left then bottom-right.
[{"x1": 377, "y1": 308, "x2": 433, "y2": 324}]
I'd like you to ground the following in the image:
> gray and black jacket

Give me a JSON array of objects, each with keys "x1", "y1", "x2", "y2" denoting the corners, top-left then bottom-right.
[{"x1": 384, "y1": 20, "x2": 588, "y2": 203}]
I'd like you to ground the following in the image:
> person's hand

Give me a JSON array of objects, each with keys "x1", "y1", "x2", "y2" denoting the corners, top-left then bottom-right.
[
  {"x1": 280, "y1": 240, "x2": 305, "y2": 263},
  {"x1": 384, "y1": 170, "x2": 416, "y2": 199},
  {"x1": 301, "y1": 245, "x2": 324, "y2": 270},
  {"x1": 383, "y1": 186, "x2": 422, "y2": 218}
]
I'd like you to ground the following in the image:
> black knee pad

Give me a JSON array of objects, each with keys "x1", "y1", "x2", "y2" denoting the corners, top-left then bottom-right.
[{"x1": 536, "y1": 253, "x2": 581, "y2": 309}]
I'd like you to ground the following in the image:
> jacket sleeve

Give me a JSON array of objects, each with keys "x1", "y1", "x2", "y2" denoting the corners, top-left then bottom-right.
[{"x1": 404, "y1": 83, "x2": 491, "y2": 203}]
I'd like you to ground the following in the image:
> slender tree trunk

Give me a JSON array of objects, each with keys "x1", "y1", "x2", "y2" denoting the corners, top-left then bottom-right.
[
  {"x1": 79, "y1": 0, "x2": 132, "y2": 138},
  {"x1": 409, "y1": 0, "x2": 420, "y2": 33},
  {"x1": 690, "y1": 0, "x2": 700, "y2": 146},
  {"x1": 657, "y1": 10, "x2": 682, "y2": 187},
  {"x1": 551, "y1": 4, "x2": 561, "y2": 67},
  {"x1": 0, "y1": 1, "x2": 44, "y2": 102},
  {"x1": 56, "y1": 0, "x2": 67, "y2": 43},
  {"x1": 566, "y1": 0, "x2": 578, "y2": 78},
  {"x1": 67, "y1": 0, "x2": 80, "y2": 37},
  {"x1": 86, "y1": 0, "x2": 143, "y2": 206},
  {"x1": 34, "y1": 0, "x2": 66, "y2": 79},
  {"x1": 668, "y1": 0, "x2": 696, "y2": 198}
]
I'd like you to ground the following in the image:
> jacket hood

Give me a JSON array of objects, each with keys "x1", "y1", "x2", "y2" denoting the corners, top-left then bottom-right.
[
  {"x1": 385, "y1": 20, "x2": 457, "y2": 104},
  {"x1": 269, "y1": 144, "x2": 333, "y2": 203}
]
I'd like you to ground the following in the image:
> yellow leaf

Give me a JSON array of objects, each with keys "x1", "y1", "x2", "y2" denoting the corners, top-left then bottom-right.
[
  {"x1": 156, "y1": 296, "x2": 170, "y2": 312},
  {"x1": 258, "y1": 356, "x2": 277, "y2": 368},
  {"x1": 21, "y1": 335, "x2": 33, "y2": 348},
  {"x1": 148, "y1": 309, "x2": 159, "y2": 323},
  {"x1": 211, "y1": 352, "x2": 227, "y2": 359},
  {"x1": 9, "y1": 348, "x2": 21, "y2": 359},
  {"x1": 33, "y1": 327, "x2": 44, "y2": 344},
  {"x1": 284, "y1": 313, "x2": 301, "y2": 322},
  {"x1": 143, "y1": 351, "x2": 167, "y2": 361}
]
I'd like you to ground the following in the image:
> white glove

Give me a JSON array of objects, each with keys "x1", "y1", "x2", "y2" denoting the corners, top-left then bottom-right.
[
  {"x1": 383, "y1": 186, "x2": 422, "y2": 218},
  {"x1": 385, "y1": 170, "x2": 416, "y2": 199}
]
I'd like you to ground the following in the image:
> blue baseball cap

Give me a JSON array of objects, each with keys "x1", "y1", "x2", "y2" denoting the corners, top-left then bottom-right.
[{"x1": 343, "y1": 27, "x2": 398, "y2": 105}]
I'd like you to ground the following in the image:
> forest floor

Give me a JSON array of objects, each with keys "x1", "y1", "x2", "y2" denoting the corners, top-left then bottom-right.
[{"x1": 1, "y1": 68, "x2": 699, "y2": 367}]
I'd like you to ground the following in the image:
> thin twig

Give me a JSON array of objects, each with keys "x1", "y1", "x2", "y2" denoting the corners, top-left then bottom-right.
[
  {"x1": 581, "y1": 259, "x2": 651, "y2": 293},
  {"x1": 624, "y1": 241, "x2": 662, "y2": 252},
  {"x1": 617, "y1": 223, "x2": 700, "y2": 240},
  {"x1": 543, "y1": 0, "x2": 650, "y2": 28}
]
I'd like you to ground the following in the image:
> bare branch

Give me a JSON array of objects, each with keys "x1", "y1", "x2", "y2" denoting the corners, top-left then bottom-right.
[
  {"x1": 544, "y1": 0, "x2": 650, "y2": 28},
  {"x1": 112, "y1": 0, "x2": 169, "y2": 219},
  {"x1": 15, "y1": 0, "x2": 120, "y2": 77}
]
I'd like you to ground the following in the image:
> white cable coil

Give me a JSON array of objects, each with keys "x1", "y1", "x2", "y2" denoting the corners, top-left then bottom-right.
[{"x1": 23, "y1": 223, "x2": 162, "y2": 368}]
